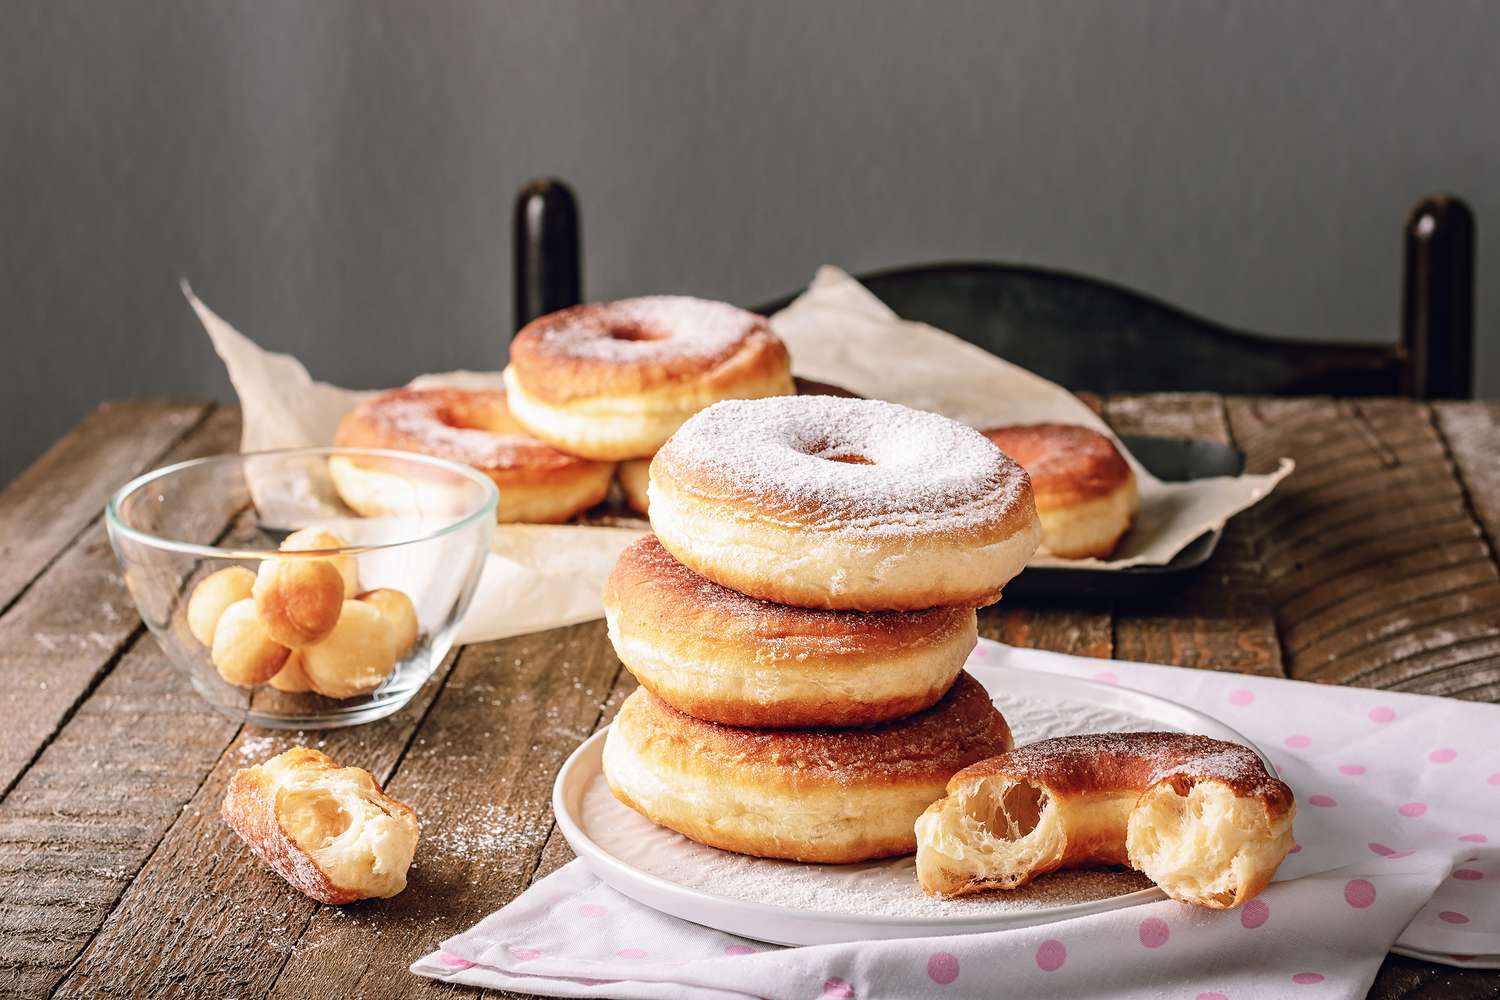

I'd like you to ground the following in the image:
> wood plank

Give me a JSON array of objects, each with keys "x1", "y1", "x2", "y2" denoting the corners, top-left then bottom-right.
[
  {"x1": 51, "y1": 648, "x2": 461, "y2": 999},
  {"x1": 1224, "y1": 398, "x2": 1500, "y2": 701},
  {"x1": 1105, "y1": 393, "x2": 1284, "y2": 677},
  {"x1": 266, "y1": 622, "x2": 623, "y2": 1000},
  {"x1": 0, "y1": 406, "x2": 242, "y2": 799},
  {"x1": 1432, "y1": 401, "x2": 1500, "y2": 557},
  {"x1": 0, "y1": 400, "x2": 209, "y2": 617},
  {"x1": 1369, "y1": 952, "x2": 1500, "y2": 1000},
  {"x1": 0, "y1": 640, "x2": 241, "y2": 997}
]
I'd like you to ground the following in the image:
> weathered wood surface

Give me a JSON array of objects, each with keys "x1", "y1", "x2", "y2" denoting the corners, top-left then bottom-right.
[{"x1": 1, "y1": 397, "x2": 1497, "y2": 1000}]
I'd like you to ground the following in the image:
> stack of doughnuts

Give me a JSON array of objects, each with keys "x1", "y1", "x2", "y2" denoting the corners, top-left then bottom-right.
[
  {"x1": 331, "y1": 296, "x2": 795, "y2": 523},
  {"x1": 601, "y1": 395, "x2": 1043, "y2": 863}
]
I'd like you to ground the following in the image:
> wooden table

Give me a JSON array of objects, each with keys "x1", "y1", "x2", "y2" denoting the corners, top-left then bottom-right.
[{"x1": 3, "y1": 395, "x2": 1499, "y2": 1000}]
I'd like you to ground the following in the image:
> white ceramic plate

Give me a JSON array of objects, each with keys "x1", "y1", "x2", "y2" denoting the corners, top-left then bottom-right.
[{"x1": 552, "y1": 659, "x2": 1273, "y2": 947}]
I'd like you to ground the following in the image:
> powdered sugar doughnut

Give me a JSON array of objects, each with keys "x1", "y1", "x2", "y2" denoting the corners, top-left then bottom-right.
[
  {"x1": 503, "y1": 297, "x2": 795, "y2": 461},
  {"x1": 983, "y1": 424, "x2": 1138, "y2": 558},
  {"x1": 332, "y1": 387, "x2": 614, "y2": 524},
  {"x1": 648, "y1": 396, "x2": 1041, "y2": 611}
]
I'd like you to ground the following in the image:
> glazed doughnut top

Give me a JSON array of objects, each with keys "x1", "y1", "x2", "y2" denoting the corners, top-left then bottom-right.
[
  {"x1": 652, "y1": 395, "x2": 1034, "y2": 537},
  {"x1": 982, "y1": 424, "x2": 1132, "y2": 503},
  {"x1": 334, "y1": 388, "x2": 581, "y2": 473},
  {"x1": 952, "y1": 732, "x2": 1291, "y2": 804},
  {"x1": 508, "y1": 296, "x2": 788, "y2": 404}
]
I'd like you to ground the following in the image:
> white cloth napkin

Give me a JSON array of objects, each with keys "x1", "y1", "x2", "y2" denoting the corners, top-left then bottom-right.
[{"x1": 412, "y1": 641, "x2": 1500, "y2": 999}]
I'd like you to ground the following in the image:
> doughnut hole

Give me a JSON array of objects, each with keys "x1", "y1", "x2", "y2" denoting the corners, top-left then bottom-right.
[
  {"x1": 268, "y1": 652, "x2": 314, "y2": 693},
  {"x1": 211, "y1": 599, "x2": 291, "y2": 686},
  {"x1": 823, "y1": 454, "x2": 873, "y2": 465},
  {"x1": 254, "y1": 557, "x2": 346, "y2": 648},
  {"x1": 187, "y1": 566, "x2": 255, "y2": 646},
  {"x1": 280, "y1": 528, "x2": 360, "y2": 597},
  {"x1": 261, "y1": 750, "x2": 419, "y2": 899},
  {"x1": 1126, "y1": 776, "x2": 1295, "y2": 908},
  {"x1": 358, "y1": 588, "x2": 420, "y2": 658},
  {"x1": 915, "y1": 777, "x2": 1065, "y2": 894},
  {"x1": 606, "y1": 321, "x2": 667, "y2": 342},
  {"x1": 300, "y1": 601, "x2": 398, "y2": 699}
]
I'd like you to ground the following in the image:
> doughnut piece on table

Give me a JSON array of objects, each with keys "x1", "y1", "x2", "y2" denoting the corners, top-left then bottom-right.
[
  {"x1": 222, "y1": 747, "x2": 419, "y2": 904},
  {"x1": 603, "y1": 672, "x2": 1012, "y2": 863},
  {"x1": 915, "y1": 732, "x2": 1295, "y2": 908},
  {"x1": 503, "y1": 297, "x2": 795, "y2": 461},
  {"x1": 332, "y1": 387, "x2": 614, "y2": 524},
  {"x1": 648, "y1": 396, "x2": 1041, "y2": 611},
  {"x1": 604, "y1": 534, "x2": 976, "y2": 727},
  {"x1": 982, "y1": 424, "x2": 1139, "y2": 559}
]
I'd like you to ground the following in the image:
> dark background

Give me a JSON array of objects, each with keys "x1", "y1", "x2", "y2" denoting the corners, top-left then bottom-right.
[{"x1": 4, "y1": 0, "x2": 1497, "y2": 484}]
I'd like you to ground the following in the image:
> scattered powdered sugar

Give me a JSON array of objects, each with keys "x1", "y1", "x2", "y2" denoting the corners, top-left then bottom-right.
[
  {"x1": 656, "y1": 396, "x2": 1029, "y2": 534},
  {"x1": 525, "y1": 296, "x2": 761, "y2": 364},
  {"x1": 581, "y1": 690, "x2": 1166, "y2": 919},
  {"x1": 425, "y1": 801, "x2": 551, "y2": 870}
]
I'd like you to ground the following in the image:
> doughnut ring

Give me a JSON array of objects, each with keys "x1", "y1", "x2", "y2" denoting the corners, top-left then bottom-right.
[
  {"x1": 603, "y1": 534, "x2": 977, "y2": 727},
  {"x1": 648, "y1": 396, "x2": 1041, "y2": 611},
  {"x1": 503, "y1": 296, "x2": 795, "y2": 461},
  {"x1": 604, "y1": 672, "x2": 1012, "y2": 863},
  {"x1": 916, "y1": 732, "x2": 1296, "y2": 908},
  {"x1": 331, "y1": 387, "x2": 614, "y2": 524},
  {"x1": 982, "y1": 424, "x2": 1139, "y2": 559}
]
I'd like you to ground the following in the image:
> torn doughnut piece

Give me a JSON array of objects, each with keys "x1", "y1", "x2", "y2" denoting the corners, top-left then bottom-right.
[{"x1": 915, "y1": 732, "x2": 1295, "y2": 908}]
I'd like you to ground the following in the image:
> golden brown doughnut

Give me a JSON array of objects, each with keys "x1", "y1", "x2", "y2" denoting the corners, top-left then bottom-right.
[
  {"x1": 603, "y1": 673, "x2": 1012, "y2": 863},
  {"x1": 648, "y1": 396, "x2": 1041, "y2": 611},
  {"x1": 223, "y1": 747, "x2": 419, "y2": 904},
  {"x1": 916, "y1": 732, "x2": 1295, "y2": 908},
  {"x1": 331, "y1": 387, "x2": 614, "y2": 524},
  {"x1": 503, "y1": 297, "x2": 795, "y2": 461},
  {"x1": 187, "y1": 566, "x2": 255, "y2": 646},
  {"x1": 211, "y1": 598, "x2": 291, "y2": 686},
  {"x1": 252, "y1": 557, "x2": 345, "y2": 648},
  {"x1": 618, "y1": 458, "x2": 651, "y2": 517},
  {"x1": 299, "y1": 600, "x2": 397, "y2": 699},
  {"x1": 604, "y1": 534, "x2": 976, "y2": 727},
  {"x1": 981, "y1": 424, "x2": 1139, "y2": 559}
]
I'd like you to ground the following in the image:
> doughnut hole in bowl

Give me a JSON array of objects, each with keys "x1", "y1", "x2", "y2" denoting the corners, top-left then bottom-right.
[{"x1": 107, "y1": 447, "x2": 496, "y2": 729}]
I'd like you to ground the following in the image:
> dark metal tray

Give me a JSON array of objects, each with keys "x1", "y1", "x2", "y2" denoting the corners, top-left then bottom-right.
[{"x1": 1004, "y1": 434, "x2": 1244, "y2": 602}]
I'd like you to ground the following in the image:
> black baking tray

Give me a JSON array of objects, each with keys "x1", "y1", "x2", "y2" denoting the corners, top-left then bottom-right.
[{"x1": 1003, "y1": 434, "x2": 1244, "y2": 603}]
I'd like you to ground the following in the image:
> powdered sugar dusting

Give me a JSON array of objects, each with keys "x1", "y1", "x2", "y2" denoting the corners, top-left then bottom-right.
[
  {"x1": 528, "y1": 296, "x2": 761, "y2": 364},
  {"x1": 339, "y1": 388, "x2": 577, "y2": 470},
  {"x1": 581, "y1": 688, "x2": 1165, "y2": 920},
  {"x1": 656, "y1": 396, "x2": 1031, "y2": 535}
]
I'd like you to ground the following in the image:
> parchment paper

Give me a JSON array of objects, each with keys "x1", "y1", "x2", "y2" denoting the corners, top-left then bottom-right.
[{"x1": 185, "y1": 270, "x2": 1290, "y2": 643}]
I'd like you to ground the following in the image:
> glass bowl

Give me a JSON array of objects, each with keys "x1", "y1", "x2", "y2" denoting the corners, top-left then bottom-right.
[{"x1": 106, "y1": 447, "x2": 497, "y2": 729}]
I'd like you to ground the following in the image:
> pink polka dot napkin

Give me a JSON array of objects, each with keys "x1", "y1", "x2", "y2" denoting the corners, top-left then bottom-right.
[{"x1": 412, "y1": 640, "x2": 1499, "y2": 999}]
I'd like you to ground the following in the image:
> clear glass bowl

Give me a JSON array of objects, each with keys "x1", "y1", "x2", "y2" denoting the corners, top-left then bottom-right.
[{"x1": 106, "y1": 447, "x2": 497, "y2": 729}]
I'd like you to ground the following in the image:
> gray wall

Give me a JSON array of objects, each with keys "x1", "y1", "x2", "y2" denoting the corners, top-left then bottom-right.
[{"x1": 5, "y1": 0, "x2": 1497, "y2": 484}]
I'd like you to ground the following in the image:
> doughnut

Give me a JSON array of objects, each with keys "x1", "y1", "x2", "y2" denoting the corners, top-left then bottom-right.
[
  {"x1": 268, "y1": 652, "x2": 314, "y2": 693},
  {"x1": 648, "y1": 396, "x2": 1041, "y2": 611},
  {"x1": 211, "y1": 599, "x2": 291, "y2": 686},
  {"x1": 280, "y1": 528, "x2": 360, "y2": 596},
  {"x1": 503, "y1": 296, "x2": 795, "y2": 461},
  {"x1": 613, "y1": 379, "x2": 859, "y2": 519},
  {"x1": 299, "y1": 600, "x2": 398, "y2": 699},
  {"x1": 358, "y1": 588, "x2": 419, "y2": 659},
  {"x1": 618, "y1": 458, "x2": 651, "y2": 517},
  {"x1": 981, "y1": 424, "x2": 1139, "y2": 559},
  {"x1": 252, "y1": 557, "x2": 345, "y2": 648},
  {"x1": 604, "y1": 534, "x2": 977, "y2": 727},
  {"x1": 603, "y1": 672, "x2": 1013, "y2": 863},
  {"x1": 915, "y1": 732, "x2": 1295, "y2": 908},
  {"x1": 187, "y1": 566, "x2": 255, "y2": 646},
  {"x1": 223, "y1": 747, "x2": 420, "y2": 903},
  {"x1": 331, "y1": 387, "x2": 614, "y2": 524}
]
